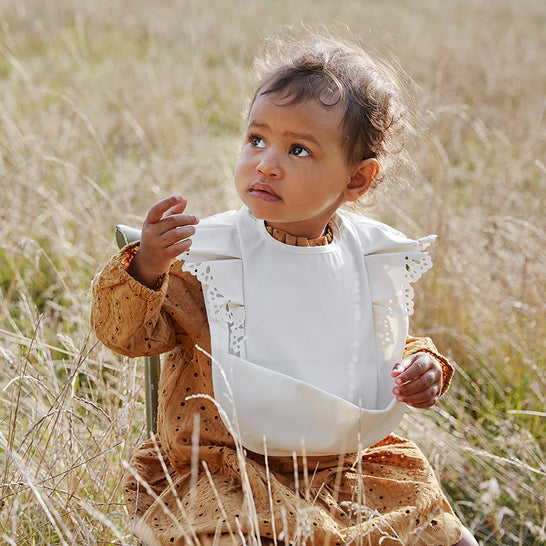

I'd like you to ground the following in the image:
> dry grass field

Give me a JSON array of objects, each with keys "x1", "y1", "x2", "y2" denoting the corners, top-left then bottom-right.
[{"x1": 0, "y1": 0, "x2": 544, "y2": 544}]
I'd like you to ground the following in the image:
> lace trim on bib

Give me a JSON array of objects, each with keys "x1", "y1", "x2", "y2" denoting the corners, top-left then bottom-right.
[
  {"x1": 400, "y1": 252, "x2": 434, "y2": 315},
  {"x1": 370, "y1": 240, "x2": 435, "y2": 348},
  {"x1": 181, "y1": 260, "x2": 245, "y2": 356}
]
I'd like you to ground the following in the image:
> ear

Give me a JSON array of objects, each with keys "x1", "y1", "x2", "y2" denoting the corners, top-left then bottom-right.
[{"x1": 343, "y1": 158, "x2": 379, "y2": 202}]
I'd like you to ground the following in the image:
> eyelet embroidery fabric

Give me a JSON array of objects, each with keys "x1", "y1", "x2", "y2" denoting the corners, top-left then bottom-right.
[
  {"x1": 387, "y1": 253, "x2": 432, "y2": 317},
  {"x1": 374, "y1": 250, "x2": 434, "y2": 347},
  {"x1": 402, "y1": 252, "x2": 434, "y2": 313},
  {"x1": 180, "y1": 260, "x2": 245, "y2": 356}
]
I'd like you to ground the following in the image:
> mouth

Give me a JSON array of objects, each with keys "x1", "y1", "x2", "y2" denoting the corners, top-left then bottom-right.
[{"x1": 248, "y1": 182, "x2": 281, "y2": 202}]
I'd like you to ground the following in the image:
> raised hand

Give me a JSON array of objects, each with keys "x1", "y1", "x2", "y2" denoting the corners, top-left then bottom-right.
[
  {"x1": 391, "y1": 352, "x2": 443, "y2": 409},
  {"x1": 126, "y1": 195, "x2": 199, "y2": 288}
]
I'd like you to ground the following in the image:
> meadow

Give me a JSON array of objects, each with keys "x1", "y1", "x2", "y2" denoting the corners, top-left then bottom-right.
[{"x1": 0, "y1": 0, "x2": 544, "y2": 544}]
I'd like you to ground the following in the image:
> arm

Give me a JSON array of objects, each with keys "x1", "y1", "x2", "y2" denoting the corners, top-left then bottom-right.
[
  {"x1": 91, "y1": 244, "x2": 172, "y2": 357},
  {"x1": 90, "y1": 195, "x2": 202, "y2": 357},
  {"x1": 390, "y1": 336, "x2": 455, "y2": 409},
  {"x1": 91, "y1": 243, "x2": 205, "y2": 357}
]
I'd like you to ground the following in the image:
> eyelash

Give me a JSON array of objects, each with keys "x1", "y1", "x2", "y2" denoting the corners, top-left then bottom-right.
[{"x1": 248, "y1": 135, "x2": 311, "y2": 157}]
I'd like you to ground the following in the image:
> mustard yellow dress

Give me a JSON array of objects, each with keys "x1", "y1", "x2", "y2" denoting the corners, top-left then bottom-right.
[{"x1": 91, "y1": 230, "x2": 462, "y2": 546}]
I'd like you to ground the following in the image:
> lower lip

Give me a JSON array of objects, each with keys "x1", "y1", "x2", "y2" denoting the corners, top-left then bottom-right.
[{"x1": 248, "y1": 189, "x2": 281, "y2": 202}]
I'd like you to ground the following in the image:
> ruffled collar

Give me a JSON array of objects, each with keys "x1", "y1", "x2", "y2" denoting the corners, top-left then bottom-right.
[{"x1": 265, "y1": 223, "x2": 334, "y2": 247}]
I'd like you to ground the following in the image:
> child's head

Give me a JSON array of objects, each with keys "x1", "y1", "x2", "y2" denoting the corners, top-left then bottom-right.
[
  {"x1": 250, "y1": 36, "x2": 413, "y2": 184},
  {"x1": 234, "y1": 34, "x2": 415, "y2": 238}
]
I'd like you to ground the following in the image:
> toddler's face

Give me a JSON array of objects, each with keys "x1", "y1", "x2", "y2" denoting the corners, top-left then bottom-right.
[{"x1": 234, "y1": 93, "x2": 355, "y2": 238}]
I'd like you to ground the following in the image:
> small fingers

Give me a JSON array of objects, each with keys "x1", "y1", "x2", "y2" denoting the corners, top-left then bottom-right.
[
  {"x1": 393, "y1": 377, "x2": 441, "y2": 406},
  {"x1": 393, "y1": 367, "x2": 441, "y2": 397},
  {"x1": 153, "y1": 213, "x2": 199, "y2": 236},
  {"x1": 392, "y1": 353, "x2": 443, "y2": 408},
  {"x1": 392, "y1": 353, "x2": 437, "y2": 384},
  {"x1": 163, "y1": 201, "x2": 190, "y2": 218},
  {"x1": 396, "y1": 383, "x2": 441, "y2": 408},
  {"x1": 391, "y1": 356, "x2": 412, "y2": 377},
  {"x1": 160, "y1": 224, "x2": 197, "y2": 247},
  {"x1": 146, "y1": 195, "x2": 186, "y2": 224},
  {"x1": 136, "y1": 227, "x2": 195, "y2": 274},
  {"x1": 166, "y1": 236, "x2": 193, "y2": 256}
]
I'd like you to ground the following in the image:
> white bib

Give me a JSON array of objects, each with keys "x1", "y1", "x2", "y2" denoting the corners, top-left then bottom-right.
[{"x1": 181, "y1": 207, "x2": 435, "y2": 456}]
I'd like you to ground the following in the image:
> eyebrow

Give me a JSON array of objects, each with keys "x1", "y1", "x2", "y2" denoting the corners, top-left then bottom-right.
[{"x1": 248, "y1": 121, "x2": 323, "y2": 149}]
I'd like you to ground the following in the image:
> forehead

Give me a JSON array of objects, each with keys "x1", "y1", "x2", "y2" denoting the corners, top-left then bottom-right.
[{"x1": 248, "y1": 93, "x2": 346, "y2": 143}]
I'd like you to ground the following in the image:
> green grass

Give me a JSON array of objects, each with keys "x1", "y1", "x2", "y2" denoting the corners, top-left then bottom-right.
[{"x1": 0, "y1": 0, "x2": 545, "y2": 544}]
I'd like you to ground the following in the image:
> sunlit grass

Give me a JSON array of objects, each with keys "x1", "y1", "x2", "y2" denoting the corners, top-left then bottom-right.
[{"x1": 0, "y1": 0, "x2": 544, "y2": 544}]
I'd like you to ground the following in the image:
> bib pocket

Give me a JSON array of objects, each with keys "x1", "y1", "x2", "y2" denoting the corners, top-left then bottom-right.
[{"x1": 212, "y1": 351, "x2": 406, "y2": 456}]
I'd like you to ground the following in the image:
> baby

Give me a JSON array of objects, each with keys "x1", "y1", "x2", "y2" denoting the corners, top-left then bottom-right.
[{"x1": 92, "y1": 35, "x2": 476, "y2": 546}]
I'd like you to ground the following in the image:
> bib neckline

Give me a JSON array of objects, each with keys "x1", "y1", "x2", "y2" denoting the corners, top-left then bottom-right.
[{"x1": 251, "y1": 209, "x2": 341, "y2": 255}]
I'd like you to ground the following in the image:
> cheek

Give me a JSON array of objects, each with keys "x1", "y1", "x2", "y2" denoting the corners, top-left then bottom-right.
[
  {"x1": 233, "y1": 158, "x2": 244, "y2": 183},
  {"x1": 234, "y1": 158, "x2": 252, "y2": 196},
  {"x1": 234, "y1": 153, "x2": 252, "y2": 179}
]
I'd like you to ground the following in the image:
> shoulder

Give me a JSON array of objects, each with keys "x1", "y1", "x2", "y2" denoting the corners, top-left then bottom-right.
[
  {"x1": 336, "y1": 209, "x2": 436, "y2": 254},
  {"x1": 194, "y1": 209, "x2": 240, "y2": 230},
  {"x1": 178, "y1": 208, "x2": 243, "y2": 263}
]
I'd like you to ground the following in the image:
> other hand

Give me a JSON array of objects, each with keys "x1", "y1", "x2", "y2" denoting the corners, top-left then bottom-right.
[
  {"x1": 127, "y1": 195, "x2": 199, "y2": 288},
  {"x1": 391, "y1": 352, "x2": 443, "y2": 409}
]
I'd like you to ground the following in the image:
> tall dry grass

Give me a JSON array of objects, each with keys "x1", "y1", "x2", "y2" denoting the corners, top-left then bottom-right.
[{"x1": 0, "y1": 0, "x2": 544, "y2": 544}]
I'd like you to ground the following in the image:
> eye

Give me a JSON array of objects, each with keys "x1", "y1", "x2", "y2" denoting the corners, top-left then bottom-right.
[
  {"x1": 290, "y1": 144, "x2": 310, "y2": 157},
  {"x1": 249, "y1": 135, "x2": 266, "y2": 148}
]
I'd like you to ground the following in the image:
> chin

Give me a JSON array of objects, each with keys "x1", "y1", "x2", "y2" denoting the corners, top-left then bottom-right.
[{"x1": 243, "y1": 202, "x2": 274, "y2": 222}]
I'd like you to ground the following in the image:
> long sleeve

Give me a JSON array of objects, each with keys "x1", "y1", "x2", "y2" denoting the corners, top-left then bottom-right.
[
  {"x1": 403, "y1": 336, "x2": 455, "y2": 397},
  {"x1": 90, "y1": 243, "x2": 207, "y2": 358}
]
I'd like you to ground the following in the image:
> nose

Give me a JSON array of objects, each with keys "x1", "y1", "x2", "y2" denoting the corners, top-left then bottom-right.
[{"x1": 257, "y1": 149, "x2": 283, "y2": 178}]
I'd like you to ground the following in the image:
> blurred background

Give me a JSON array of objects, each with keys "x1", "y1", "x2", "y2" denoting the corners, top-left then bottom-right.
[{"x1": 0, "y1": 0, "x2": 544, "y2": 544}]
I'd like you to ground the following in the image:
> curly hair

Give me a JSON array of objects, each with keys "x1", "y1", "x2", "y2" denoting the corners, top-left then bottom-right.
[{"x1": 249, "y1": 33, "x2": 418, "y2": 191}]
